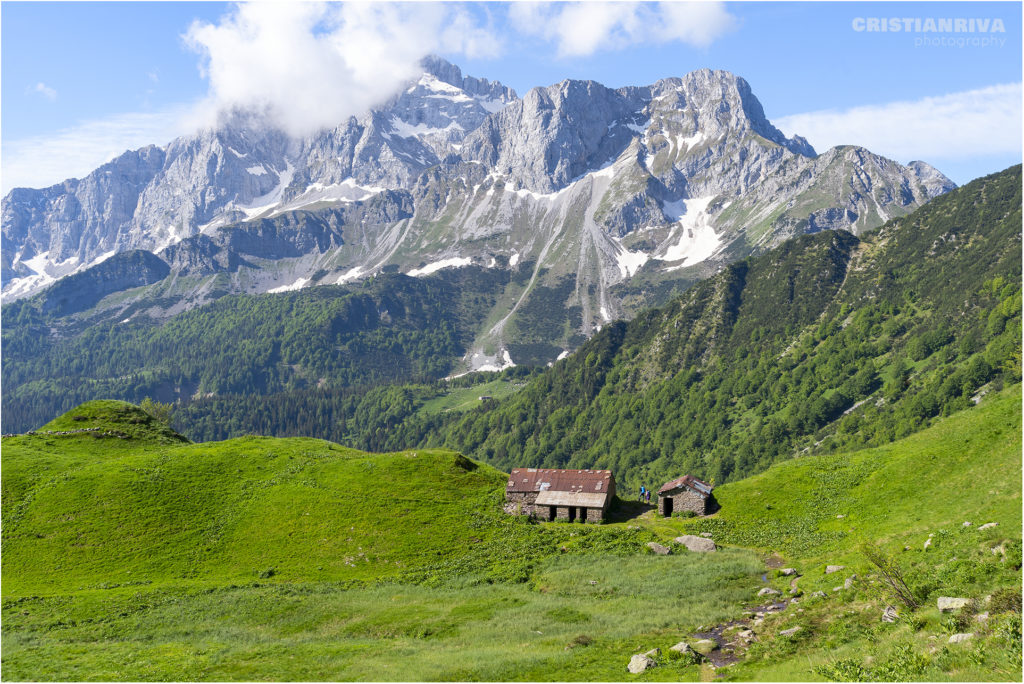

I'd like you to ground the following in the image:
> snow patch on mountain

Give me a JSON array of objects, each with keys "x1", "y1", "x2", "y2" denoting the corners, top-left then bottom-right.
[
  {"x1": 475, "y1": 96, "x2": 509, "y2": 113},
  {"x1": 472, "y1": 347, "x2": 516, "y2": 372},
  {"x1": 336, "y1": 266, "x2": 366, "y2": 284},
  {"x1": 407, "y1": 256, "x2": 473, "y2": 277},
  {"x1": 242, "y1": 161, "x2": 296, "y2": 218},
  {"x1": 389, "y1": 116, "x2": 464, "y2": 139},
  {"x1": 660, "y1": 196, "x2": 723, "y2": 268},
  {"x1": 267, "y1": 277, "x2": 310, "y2": 293},
  {"x1": 614, "y1": 242, "x2": 649, "y2": 277}
]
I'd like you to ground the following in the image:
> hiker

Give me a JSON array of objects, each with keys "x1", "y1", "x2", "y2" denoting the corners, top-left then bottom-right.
[
  {"x1": 645, "y1": 488, "x2": 651, "y2": 504},
  {"x1": 638, "y1": 485, "x2": 645, "y2": 502}
]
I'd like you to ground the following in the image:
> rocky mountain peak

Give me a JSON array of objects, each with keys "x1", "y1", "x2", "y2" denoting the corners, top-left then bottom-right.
[
  {"x1": 420, "y1": 54, "x2": 518, "y2": 105},
  {"x1": 647, "y1": 69, "x2": 814, "y2": 156}
]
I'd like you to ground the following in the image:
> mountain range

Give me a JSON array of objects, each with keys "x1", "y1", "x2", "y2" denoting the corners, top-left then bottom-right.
[{"x1": 2, "y1": 57, "x2": 954, "y2": 370}]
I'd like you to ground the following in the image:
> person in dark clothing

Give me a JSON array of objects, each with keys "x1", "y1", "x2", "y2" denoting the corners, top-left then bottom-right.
[{"x1": 638, "y1": 485, "x2": 645, "y2": 502}]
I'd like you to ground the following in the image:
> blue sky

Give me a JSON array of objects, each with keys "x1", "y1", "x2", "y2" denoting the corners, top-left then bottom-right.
[{"x1": 3, "y1": 1, "x2": 1021, "y2": 191}]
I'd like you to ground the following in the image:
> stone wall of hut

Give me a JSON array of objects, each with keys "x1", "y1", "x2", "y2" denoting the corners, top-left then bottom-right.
[
  {"x1": 658, "y1": 487, "x2": 708, "y2": 516},
  {"x1": 504, "y1": 493, "x2": 604, "y2": 523},
  {"x1": 503, "y1": 491, "x2": 540, "y2": 516}
]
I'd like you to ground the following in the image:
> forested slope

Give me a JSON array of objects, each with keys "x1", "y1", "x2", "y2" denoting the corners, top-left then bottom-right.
[
  {"x1": 1, "y1": 267, "x2": 510, "y2": 433},
  {"x1": 405, "y1": 166, "x2": 1021, "y2": 487}
]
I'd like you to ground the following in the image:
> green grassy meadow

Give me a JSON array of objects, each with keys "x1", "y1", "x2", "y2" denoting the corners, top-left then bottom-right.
[{"x1": 2, "y1": 392, "x2": 1020, "y2": 680}]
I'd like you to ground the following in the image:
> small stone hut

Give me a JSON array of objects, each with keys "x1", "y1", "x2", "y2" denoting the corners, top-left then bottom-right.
[
  {"x1": 505, "y1": 468, "x2": 615, "y2": 523},
  {"x1": 657, "y1": 475, "x2": 714, "y2": 517}
]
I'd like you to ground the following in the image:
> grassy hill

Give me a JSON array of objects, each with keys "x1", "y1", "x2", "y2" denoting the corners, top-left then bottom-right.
[
  {"x1": 680, "y1": 384, "x2": 1022, "y2": 680},
  {"x1": 3, "y1": 392, "x2": 1020, "y2": 681},
  {"x1": 2, "y1": 401, "x2": 764, "y2": 680}
]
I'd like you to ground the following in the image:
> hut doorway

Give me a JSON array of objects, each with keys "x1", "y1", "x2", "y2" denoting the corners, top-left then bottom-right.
[
  {"x1": 548, "y1": 506, "x2": 557, "y2": 521},
  {"x1": 579, "y1": 507, "x2": 588, "y2": 523},
  {"x1": 663, "y1": 496, "x2": 673, "y2": 517},
  {"x1": 568, "y1": 506, "x2": 577, "y2": 522}
]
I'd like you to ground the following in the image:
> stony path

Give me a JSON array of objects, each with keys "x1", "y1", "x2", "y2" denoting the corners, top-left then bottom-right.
[{"x1": 690, "y1": 556, "x2": 800, "y2": 670}]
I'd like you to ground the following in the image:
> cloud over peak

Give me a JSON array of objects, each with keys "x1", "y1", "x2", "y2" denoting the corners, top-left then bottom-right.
[{"x1": 184, "y1": 2, "x2": 502, "y2": 138}]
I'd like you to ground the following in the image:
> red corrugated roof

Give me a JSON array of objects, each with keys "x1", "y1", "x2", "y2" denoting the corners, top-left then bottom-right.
[
  {"x1": 658, "y1": 474, "x2": 713, "y2": 496},
  {"x1": 506, "y1": 468, "x2": 613, "y2": 493}
]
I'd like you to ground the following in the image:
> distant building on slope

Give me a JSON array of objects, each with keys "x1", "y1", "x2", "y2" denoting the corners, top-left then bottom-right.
[
  {"x1": 657, "y1": 475, "x2": 714, "y2": 516},
  {"x1": 505, "y1": 468, "x2": 615, "y2": 523}
]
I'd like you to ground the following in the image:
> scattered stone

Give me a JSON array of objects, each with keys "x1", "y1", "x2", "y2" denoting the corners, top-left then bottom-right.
[
  {"x1": 692, "y1": 639, "x2": 718, "y2": 655},
  {"x1": 882, "y1": 606, "x2": 899, "y2": 623},
  {"x1": 780, "y1": 568, "x2": 799, "y2": 576},
  {"x1": 979, "y1": 522, "x2": 999, "y2": 530},
  {"x1": 779, "y1": 627, "x2": 802, "y2": 637},
  {"x1": 647, "y1": 542, "x2": 671, "y2": 555},
  {"x1": 975, "y1": 612, "x2": 990, "y2": 623},
  {"x1": 643, "y1": 648, "x2": 660, "y2": 658},
  {"x1": 962, "y1": 521, "x2": 972, "y2": 527},
  {"x1": 669, "y1": 642, "x2": 692, "y2": 655},
  {"x1": 938, "y1": 597, "x2": 971, "y2": 613},
  {"x1": 811, "y1": 591, "x2": 827, "y2": 598},
  {"x1": 904, "y1": 546, "x2": 911, "y2": 551},
  {"x1": 753, "y1": 618, "x2": 764, "y2": 626},
  {"x1": 833, "y1": 586, "x2": 844, "y2": 592},
  {"x1": 790, "y1": 597, "x2": 800, "y2": 603},
  {"x1": 755, "y1": 612, "x2": 765, "y2": 618},
  {"x1": 758, "y1": 587, "x2": 781, "y2": 596},
  {"x1": 627, "y1": 654, "x2": 656, "y2": 673},
  {"x1": 789, "y1": 587, "x2": 800, "y2": 595},
  {"x1": 844, "y1": 575, "x2": 857, "y2": 590},
  {"x1": 924, "y1": 538, "x2": 932, "y2": 550},
  {"x1": 992, "y1": 544, "x2": 1006, "y2": 557},
  {"x1": 589, "y1": 580, "x2": 598, "y2": 585},
  {"x1": 700, "y1": 532, "x2": 713, "y2": 538},
  {"x1": 737, "y1": 629, "x2": 756, "y2": 641},
  {"x1": 836, "y1": 514, "x2": 845, "y2": 519},
  {"x1": 948, "y1": 633, "x2": 974, "y2": 644},
  {"x1": 825, "y1": 565, "x2": 845, "y2": 574},
  {"x1": 674, "y1": 535, "x2": 717, "y2": 552}
]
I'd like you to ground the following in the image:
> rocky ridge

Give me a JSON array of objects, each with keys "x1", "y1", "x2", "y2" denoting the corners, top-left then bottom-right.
[{"x1": 2, "y1": 59, "x2": 954, "y2": 369}]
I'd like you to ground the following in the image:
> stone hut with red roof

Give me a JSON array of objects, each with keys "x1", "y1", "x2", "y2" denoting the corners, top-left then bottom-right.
[
  {"x1": 505, "y1": 468, "x2": 615, "y2": 523},
  {"x1": 657, "y1": 475, "x2": 714, "y2": 517}
]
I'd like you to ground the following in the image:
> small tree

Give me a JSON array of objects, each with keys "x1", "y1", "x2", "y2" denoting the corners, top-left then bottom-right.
[
  {"x1": 861, "y1": 542, "x2": 919, "y2": 610},
  {"x1": 139, "y1": 397, "x2": 173, "y2": 426}
]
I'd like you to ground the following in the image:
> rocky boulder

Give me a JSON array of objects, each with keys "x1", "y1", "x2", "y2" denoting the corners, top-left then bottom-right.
[
  {"x1": 646, "y1": 542, "x2": 671, "y2": 555},
  {"x1": 938, "y1": 597, "x2": 971, "y2": 613},
  {"x1": 948, "y1": 633, "x2": 974, "y2": 644},
  {"x1": 627, "y1": 654, "x2": 655, "y2": 674},
  {"x1": 674, "y1": 535, "x2": 717, "y2": 552},
  {"x1": 825, "y1": 564, "x2": 844, "y2": 574},
  {"x1": 692, "y1": 639, "x2": 718, "y2": 655}
]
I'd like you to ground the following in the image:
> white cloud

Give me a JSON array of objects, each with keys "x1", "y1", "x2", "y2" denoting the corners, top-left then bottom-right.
[
  {"x1": 31, "y1": 82, "x2": 58, "y2": 101},
  {"x1": 775, "y1": 83, "x2": 1023, "y2": 162},
  {"x1": 183, "y1": 2, "x2": 503, "y2": 138},
  {"x1": 509, "y1": 1, "x2": 735, "y2": 57},
  {"x1": 2, "y1": 108, "x2": 191, "y2": 193}
]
